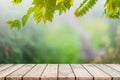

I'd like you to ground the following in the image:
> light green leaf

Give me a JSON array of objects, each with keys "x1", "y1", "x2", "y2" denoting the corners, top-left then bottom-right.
[
  {"x1": 27, "y1": 7, "x2": 34, "y2": 16},
  {"x1": 75, "y1": 0, "x2": 98, "y2": 17},
  {"x1": 7, "y1": 20, "x2": 21, "y2": 30},
  {"x1": 33, "y1": 0, "x2": 56, "y2": 23},
  {"x1": 56, "y1": 0, "x2": 74, "y2": 15},
  {"x1": 104, "y1": 0, "x2": 120, "y2": 19},
  {"x1": 22, "y1": 15, "x2": 28, "y2": 26}
]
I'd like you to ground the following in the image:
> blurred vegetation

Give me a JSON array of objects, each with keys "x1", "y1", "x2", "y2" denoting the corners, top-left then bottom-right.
[
  {"x1": 81, "y1": 19, "x2": 109, "y2": 49},
  {"x1": 93, "y1": 26, "x2": 120, "y2": 63},
  {"x1": 0, "y1": 23, "x2": 81, "y2": 63},
  {"x1": 81, "y1": 19, "x2": 120, "y2": 63},
  {"x1": 1, "y1": 17, "x2": 120, "y2": 63},
  {"x1": 1, "y1": 18, "x2": 120, "y2": 63}
]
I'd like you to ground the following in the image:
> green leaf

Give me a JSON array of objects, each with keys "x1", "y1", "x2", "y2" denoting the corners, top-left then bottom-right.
[
  {"x1": 27, "y1": 7, "x2": 34, "y2": 16},
  {"x1": 11, "y1": 0, "x2": 22, "y2": 5},
  {"x1": 104, "y1": 0, "x2": 120, "y2": 19},
  {"x1": 75, "y1": 0, "x2": 98, "y2": 17},
  {"x1": 21, "y1": 7, "x2": 34, "y2": 27},
  {"x1": 8, "y1": 0, "x2": 74, "y2": 29},
  {"x1": 33, "y1": 0, "x2": 56, "y2": 23},
  {"x1": 7, "y1": 20, "x2": 21, "y2": 30},
  {"x1": 22, "y1": 15, "x2": 28, "y2": 26},
  {"x1": 56, "y1": 0, "x2": 74, "y2": 15}
]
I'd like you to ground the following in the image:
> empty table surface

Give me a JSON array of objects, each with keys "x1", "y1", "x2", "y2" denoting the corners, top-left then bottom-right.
[{"x1": 0, "y1": 64, "x2": 120, "y2": 80}]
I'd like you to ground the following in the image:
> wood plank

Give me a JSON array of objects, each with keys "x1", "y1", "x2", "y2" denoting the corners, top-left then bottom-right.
[
  {"x1": 0, "y1": 64, "x2": 24, "y2": 80},
  {"x1": 6, "y1": 64, "x2": 35, "y2": 80},
  {"x1": 58, "y1": 64, "x2": 75, "y2": 80},
  {"x1": 71, "y1": 64, "x2": 93, "y2": 80},
  {"x1": 41, "y1": 64, "x2": 58, "y2": 80},
  {"x1": 95, "y1": 64, "x2": 120, "y2": 80},
  {"x1": 83, "y1": 64, "x2": 111, "y2": 80},
  {"x1": 23, "y1": 64, "x2": 47, "y2": 80},
  {"x1": 0, "y1": 64, "x2": 4, "y2": 67},
  {"x1": 106, "y1": 64, "x2": 120, "y2": 72},
  {"x1": 0, "y1": 64, "x2": 13, "y2": 72}
]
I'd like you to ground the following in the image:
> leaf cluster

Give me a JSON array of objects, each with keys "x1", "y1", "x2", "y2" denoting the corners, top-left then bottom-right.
[
  {"x1": 7, "y1": 0, "x2": 120, "y2": 29},
  {"x1": 105, "y1": 0, "x2": 120, "y2": 19},
  {"x1": 75, "y1": 0, "x2": 98, "y2": 17},
  {"x1": 8, "y1": 0, "x2": 73, "y2": 30}
]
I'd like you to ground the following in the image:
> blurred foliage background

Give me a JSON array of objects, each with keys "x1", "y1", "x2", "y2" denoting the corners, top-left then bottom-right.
[
  {"x1": 0, "y1": 0, "x2": 120, "y2": 63},
  {"x1": 0, "y1": 23, "x2": 81, "y2": 63}
]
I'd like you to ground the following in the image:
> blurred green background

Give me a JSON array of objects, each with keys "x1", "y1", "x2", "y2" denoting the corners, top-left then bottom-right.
[
  {"x1": 0, "y1": 24, "x2": 80, "y2": 63},
  {"x1": 0, "y1": 0, "x2": 120, "y2": 63}
]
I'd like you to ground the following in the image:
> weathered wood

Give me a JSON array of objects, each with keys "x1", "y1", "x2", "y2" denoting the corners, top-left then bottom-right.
[
  {"x1": 0, "y1": 64, "x2": 4, "y2": 67},
  {"x1": 23, "y1": 64, "x2": 47, "y2": 80},
  {"x1": 106, "y1": 64, "x2": 120, "y2": 72},
  {"x1": 41, "y1": 64, "x2": 58, "y2": 80},
  {"x1": 0, "y1": 64, "x2": 13, "y2": 72},
  {"x1": 95, "y1": 64, "x2": 120, "y2": 80},
  {"x1": 0, "y1": 64, "x2": 24, "y2": 80},
  {"x1": 6, "y1": 64, "x2": 35, "y2": 80},
  {"x1": 58, "y1": 64, "x2": 75, "y2": 80},
  {"x1": 71, "y1": 64, "x2": 93, "y2": 80},
  {"x1": 0, "y1": 64, "x2": 120, "y2": 80},
  {"x1": 83, "y1": 64, "x2": 111, "y2": 80}
]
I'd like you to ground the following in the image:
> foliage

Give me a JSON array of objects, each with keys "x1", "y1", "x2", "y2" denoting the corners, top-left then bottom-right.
[
  {"x1": 82, "y1": 19, "x2": 109, "y2": 49},
  {"x1": 7, "y1": 0, "x2": 120, "y2": 29},
  {"x1": 0, "y1": 24, "x2": 81, "y2": 63},
  {"x1": 11, "y1": 0, "x2": 22, "y2": 5},
  {"x1": 105, "y1": 0, "x2": 120, "y2": 19},
  {"x1": 93, "y1": 26, "x2": 120, "y2": 63},
  {"x1": 75, "y1": 0, "x2": 98, "y2": 17},
  {"x1": 8, "y1": 0, "x2": 74, "y2": 30},
  {"x1": 7, "y1": 20, "x2": 21, "y2": 30}
]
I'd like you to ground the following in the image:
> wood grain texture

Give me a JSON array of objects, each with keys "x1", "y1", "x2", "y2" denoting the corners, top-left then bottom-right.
[
  {"x1": 41, "y1": 64, "x2": 58, "y2": 80},
  {"x1": 58, "y1": 64, "x2": 75, "y2": 80},
  {"x1": 0, "y1": 64, "x2": 120, "y2": 80},
  {"x1": 83, "y1": 64, "x2": 111, "y2": 80},
  {"x1": 0, "y1": 64, "x2": 13, "y2": 72},
  {"x1": 0, "y1": 64, "x2": 4, "y2": 67},
  {"x1": 71, "y1": 64, "x2": 93, "y2": 80},
  {"x1": 106, "y1": 64, "x2": 120, "y2": 72},
  {"x1": 6, "y1": 64, "x2": 35, "y2": 80},
  {"x1": 0, "y1": 64, "x2": 24, "y2": 80},
  {"x1": 23, "y1": 64, "x2": 47, "y2": 80},
  {"x1": 95, "y1": 64, "x2": 120, "y2": 80}
]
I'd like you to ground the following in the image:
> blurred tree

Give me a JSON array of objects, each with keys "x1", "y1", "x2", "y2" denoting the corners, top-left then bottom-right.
[{"x1": 7, "y1": 0, "x2": 120, "y2": 29}]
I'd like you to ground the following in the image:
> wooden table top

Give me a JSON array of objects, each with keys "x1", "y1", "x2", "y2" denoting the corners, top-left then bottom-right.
[{"x1": 0, "y1": 64, "x2": 120, "y2": 80}]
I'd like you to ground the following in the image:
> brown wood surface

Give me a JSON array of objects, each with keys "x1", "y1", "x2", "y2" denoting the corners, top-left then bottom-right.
[
  {"x1": 0, "y1": 64, "x2": 24, "y2": 80},
  {"x1": 23, "y1": 64, "x2": 47, "y2": 80},
  {"x1": 83, "y1": 64, "x2": 111, "y2": 80},
  {"x1": 0, "y1": 64, "x2": 13, "y2": 72},
  {"x1": 71, "y1": 64, "x2": 93, "y2": 80},
  {"x1": 41, "y1": 64, "x2": 58, "y2": 80},
  {"x1": 106, "y1": 64, "x2": 120, "y2": 72},
  {"x1": 58, "y1": 64, "x2": 75, "y2": 80},
  {"x1": 95, "y1": 64, "x2": 120, "y2": 80},
  {"x1": 0, "y1": 64, "x2": 120, "y2": 80},
  {"x1": 0, "y1": 65, "x2": 4, "y2": 67},
  {"x1": 6, "y1": 64, "x2": 35, "y2": 80}
]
